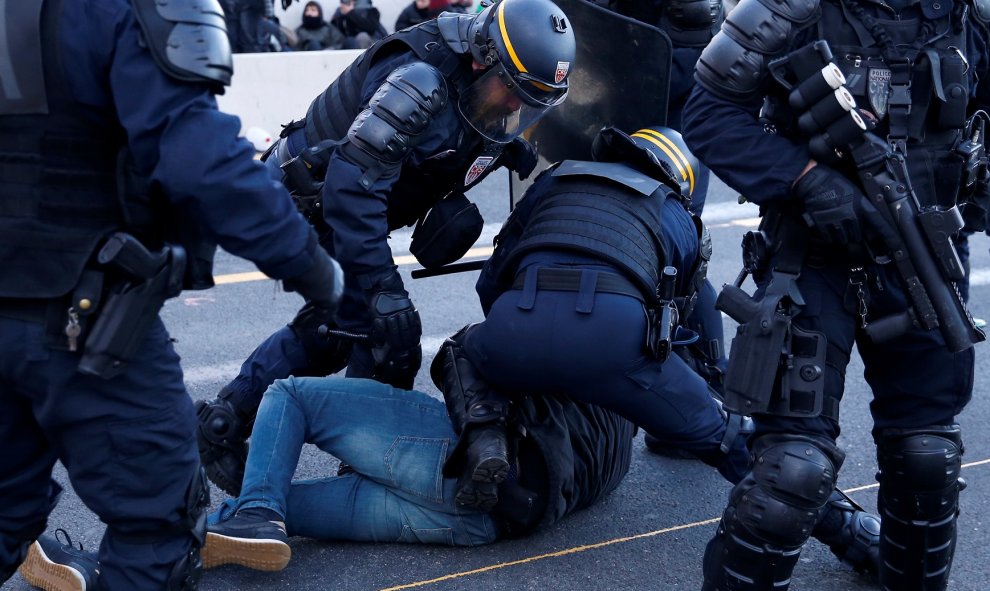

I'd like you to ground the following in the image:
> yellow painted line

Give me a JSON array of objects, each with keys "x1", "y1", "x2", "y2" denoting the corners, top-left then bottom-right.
[
  {"x1": 497, "y1": 1, "x2": 526, "y2": 74},
  {"x1": 210, "y1": 247, "x2": 496, "y2": 286},
  {"x1": 378, "y1": 517, "x2": 721, "y2": 591},
  {"x1": 378, "y1": 458, "x2": 990, "y2": 591}
]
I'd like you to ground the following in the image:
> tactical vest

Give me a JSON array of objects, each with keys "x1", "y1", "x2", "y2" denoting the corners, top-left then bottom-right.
[
  {"x1": 0, "y1": 0, "x2": 125, "y2": 299},
  {"x1": 302, "y1": 17, "x2": 473, "y2": 156},
  {"x1": 497, "y1": 164, "x2": 670, "y2": 302},
  {"x1": 298, "y1": 15, "x2": 503, "y2": 228},
  {"x1": 818, "y1": 0, "x2": 970, "y2": 208}
]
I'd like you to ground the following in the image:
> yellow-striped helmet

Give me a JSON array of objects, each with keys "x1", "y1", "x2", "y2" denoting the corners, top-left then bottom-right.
[
  {"x1": 628, "y1": 126, "x2": 699, "y2": 198},
  {"x1": 458, "y1": 0, "x2": 575, "y2": 142}
]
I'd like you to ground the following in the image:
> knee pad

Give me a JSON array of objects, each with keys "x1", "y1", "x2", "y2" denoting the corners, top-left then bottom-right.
[
  {"x1": 733, "y1": 435, "x2": 842, "y2": 547},
  {"x1": 876, "y1": 426, "x2": 964, "y2": 590},
  {"x1": 704, "y1": 436, "x2": 841, "y2": 590},
  {"x1": 877, "y1": 425, "x2": 964, "y2": 518}
]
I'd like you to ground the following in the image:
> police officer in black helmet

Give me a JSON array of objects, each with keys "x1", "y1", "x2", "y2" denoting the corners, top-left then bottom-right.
[
  {"x1": 195, "y1": 0, "x2": 577, "y2": 497},
  {"x1": 681, "y1": 0, "x2": 990, "y2": 588},
  {"x1": 0, "y1": 0, "x2": 343, "y2": 589}
]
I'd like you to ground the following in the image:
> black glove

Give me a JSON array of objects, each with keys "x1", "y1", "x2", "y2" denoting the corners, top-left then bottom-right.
[
  {"x1": 364, "y1": 270, "x2": 422, "y2": 389},
  {"x1": 500, "y1": 137, "x2": 538, "y2": 180},
  {"x1": 282, "y1": 249, "x2": 345, "y2": 312},
  {"x1": 794, "y1": 164, "x2": 867, "y2": 244}
]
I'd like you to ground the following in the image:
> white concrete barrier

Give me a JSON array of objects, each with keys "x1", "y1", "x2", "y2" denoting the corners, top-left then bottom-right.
[{"x1": 216, "y1": 50, "x2": 364, "y2": 138}]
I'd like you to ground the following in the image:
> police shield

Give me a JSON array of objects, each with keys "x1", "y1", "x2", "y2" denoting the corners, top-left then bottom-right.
[{"x1": 509, "y1": 0, "x2": 673, "y2": 207}]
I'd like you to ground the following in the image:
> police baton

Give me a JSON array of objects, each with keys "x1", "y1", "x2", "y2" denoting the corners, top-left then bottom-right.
[{"x1": 410, "y1": 259, "x2": 488, "y2": 279}]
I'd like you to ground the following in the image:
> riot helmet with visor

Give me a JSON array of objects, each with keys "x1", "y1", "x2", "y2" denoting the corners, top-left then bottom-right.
[{"x1": 458, "y1": 0, "x2": 576, "y2": 143}]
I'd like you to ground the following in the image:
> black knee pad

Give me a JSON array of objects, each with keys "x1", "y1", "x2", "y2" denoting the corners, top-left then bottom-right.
[
  {"x1": 877, "y1": 425, "x2": 964, "y2": 517},
  {"x1": 733, "y1": 435, "x2": 842, "y2": 547},
  {"x1": 876, "y1": 426, "x2": 964, "y2": 590},
  {"x1": 704, "y1": 436, "x2": 842, "y2": 590}
]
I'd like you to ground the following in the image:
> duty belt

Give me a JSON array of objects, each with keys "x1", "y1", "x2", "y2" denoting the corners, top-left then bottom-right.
[{"x1": 510, "y1": 267, "x2": 645, "y2": 302}]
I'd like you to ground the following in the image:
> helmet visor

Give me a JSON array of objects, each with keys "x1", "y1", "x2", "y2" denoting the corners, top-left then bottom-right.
[{"x1": 457, "y1": 63, "x2": 568, "y2": 144}]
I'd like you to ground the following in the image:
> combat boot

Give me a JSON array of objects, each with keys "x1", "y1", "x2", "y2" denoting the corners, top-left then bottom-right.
[
  {"x1": 431, "y1": 330, "x2": 511, "y2": 510},
  {"x1": 812, "y1": 490, "x2": 881, "y2": 578},
  {"x1": 196, "y1": 386, "x2": 254, "y2": 496}
]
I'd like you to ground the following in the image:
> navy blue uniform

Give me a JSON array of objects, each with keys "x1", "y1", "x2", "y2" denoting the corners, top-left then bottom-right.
[
  {"x1": 0, "y1": 0, "x2": 335, "y2": 588},
  {"x1": 228, "y1": 49, "x2": 494, "y2": 406},
  {"x1": 465, "y1": 166, "x2": 751, "y2": 483},
  {"x1": 684, "y1": 0, "x2": 988, "y2": 588}
]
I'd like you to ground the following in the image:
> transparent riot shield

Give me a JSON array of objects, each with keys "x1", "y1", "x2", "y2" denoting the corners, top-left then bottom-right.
[{"x1": 509, "y1": 0, "x2": 673, "y2": 208}]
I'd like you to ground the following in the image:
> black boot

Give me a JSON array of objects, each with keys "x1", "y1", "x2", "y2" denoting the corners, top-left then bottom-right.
[
  {"x1": 196, "y1": 387, "x2": 254, "y2": 496},
  {"x1": 812, "y1": 490, "x2": 881, "y2": 579},
  {"x1": 431, "y1": 332, "x2": 511, "y2": 510}
]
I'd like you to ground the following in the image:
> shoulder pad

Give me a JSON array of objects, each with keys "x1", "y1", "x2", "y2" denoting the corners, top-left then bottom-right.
[
  {"x1": 971, "y1": 0, "x2": 990, "y2": 24},
  {"x1": 436, "y1": 13, "x2": 475, "y2": 55},
  {"x1": 552, "y1": 160, "x2": 663, "y2": 197},
  {"x1": 130, "y1": 0, "x2": 233, "y2": 89}
]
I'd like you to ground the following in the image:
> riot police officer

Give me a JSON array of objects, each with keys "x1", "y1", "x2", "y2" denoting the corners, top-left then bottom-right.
[
  {"x1": 195, "y1": 0, "x2": 577, "y2": 497},
  {"x1": 436, "y1": 126, "x2": 881, "y2": 575},
  {"x1": 0, "y1": 0, "x2": 343, "y2": 589},
  {"x1": 682, "y1": 0, "x2": 989, "y2": 588}
]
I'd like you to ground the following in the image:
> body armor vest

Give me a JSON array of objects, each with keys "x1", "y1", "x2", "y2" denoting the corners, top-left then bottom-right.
[
  {"x1": 498, "y1": 167, "x2": 670, "y2": 302},
  {"x1": 817, "y1": 0, "x2": 969, "y2": 208},
  {"x1": 302, "y1": 18, "x2": 472, "y2": 153},
  {"x1": 297, "y1": 16, "x2": 503, "y2": 230},
  {"x1": 0, "y1": 0, "x2": 125, "y2": 298}
]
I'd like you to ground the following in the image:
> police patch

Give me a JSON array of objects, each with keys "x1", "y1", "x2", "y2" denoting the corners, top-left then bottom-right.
[
  {"x1": 464, "y1": 156, "x2": 494, "y2": 187},
  {"x1": 868, "y1": 68, "x2": 891, "y2": 118},
  {"x1": 555, "y1": 61, "x2": 570, "y2": 84}
]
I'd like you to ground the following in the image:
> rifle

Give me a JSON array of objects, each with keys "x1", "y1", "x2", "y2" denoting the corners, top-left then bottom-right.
[{"x1": 768, "y1": 41, "x2": 985, "y2": 352}]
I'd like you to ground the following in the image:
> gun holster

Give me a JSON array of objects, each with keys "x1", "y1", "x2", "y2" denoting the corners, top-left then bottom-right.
[
  {"x1": 77, "y1": 233, "x2": 186, "y2": 380},
  {"x1": 718, "y1": 270, "x2": 827, "y2": 418}
]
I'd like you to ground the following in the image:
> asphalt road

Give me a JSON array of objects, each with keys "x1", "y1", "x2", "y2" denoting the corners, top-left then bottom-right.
[{"x1": 7, "y1": 170, "x2": 990, "y2": 591}]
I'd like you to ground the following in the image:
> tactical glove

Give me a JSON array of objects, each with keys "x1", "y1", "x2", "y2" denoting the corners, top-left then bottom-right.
[
  {"x1": 500, "y1": 137, "x2": 538, "y2": 180},
  {"x1": 364, "y1": 269, "x2": 422, "y2": 388},
  {"x1": 794, "y1": 164, "x2": 867, "y2": 244}
]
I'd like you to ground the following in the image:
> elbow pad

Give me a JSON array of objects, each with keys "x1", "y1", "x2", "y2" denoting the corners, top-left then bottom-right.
[
  {"x1": 130, "y1": 0, "x2": 232, "y2": 89},
  {"x1": 695, "y1": 0, "x2": 820, "y2": 102},
  {"x1": 339, "y1": 62, "x2": 449, "y2": 189}
]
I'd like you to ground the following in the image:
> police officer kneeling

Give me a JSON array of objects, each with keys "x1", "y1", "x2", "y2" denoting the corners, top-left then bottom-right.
[
  {"x1": 438, "y1": 126, "x2": 882, "y2": 576},
  {"x1": 195, "y1": 0, "x2": 577, "y2": 497},
  {"x1": 1, "y1": 1, "x2": 342, "y2": 589}
]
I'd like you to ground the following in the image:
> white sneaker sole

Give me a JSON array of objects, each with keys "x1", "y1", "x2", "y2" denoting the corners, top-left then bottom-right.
[
  {"x1": 201, "y1": 532, "x2": 291, "y2": 572},
  {"x1": 17, "y1": 541, "x2": 87, "y2": 591}
]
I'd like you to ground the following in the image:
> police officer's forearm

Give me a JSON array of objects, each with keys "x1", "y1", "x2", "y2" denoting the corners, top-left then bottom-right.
[{"x1": 682, "y1": 85, "x2": 811, "y2": 204}]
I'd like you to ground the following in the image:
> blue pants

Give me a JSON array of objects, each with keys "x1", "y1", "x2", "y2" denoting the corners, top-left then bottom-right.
[
  {"x1": 211, "y1": 377, "x2": 499, "y2": 546},
  {"x1": 462, "y1": 265, "x2": 750, "y2": 483},
  {"x1": 0, "y1": 316, "x2": 201, "y2": 590}
]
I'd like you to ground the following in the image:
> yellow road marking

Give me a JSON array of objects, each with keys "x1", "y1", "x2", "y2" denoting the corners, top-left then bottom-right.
[{"x1": 378, "y1": 458, "x2": 990, "y2": 590}]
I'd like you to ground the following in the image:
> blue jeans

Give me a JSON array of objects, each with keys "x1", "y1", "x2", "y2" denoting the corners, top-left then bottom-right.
[{"x1": 210, "y1": 377, "x2": 500, "y2": 546}]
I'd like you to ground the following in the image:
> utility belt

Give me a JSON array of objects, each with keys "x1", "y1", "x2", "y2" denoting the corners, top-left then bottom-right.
[
  {"x1": 0, "y1": 232, "x2": 185, "y2": 380},
  {"x1": 490, "y1": 434, "x2": 549, "y2": 538},
  {"x1": 510, "y1": 266, "x2": 691, "y2": 362}
]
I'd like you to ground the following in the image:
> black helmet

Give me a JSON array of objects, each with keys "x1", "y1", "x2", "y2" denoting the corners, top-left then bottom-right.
[
  {"x1": 457, "y1": 0, "x2": 576, "y2": 143},
  {"x1": 591, "y1": 126, "x2": 700, "y2": 198}
]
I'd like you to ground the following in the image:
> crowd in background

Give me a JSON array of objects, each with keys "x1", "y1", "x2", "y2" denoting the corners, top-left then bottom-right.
[{"x1": 224, "y1": 0, "x2": 477, "y2": 53}]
